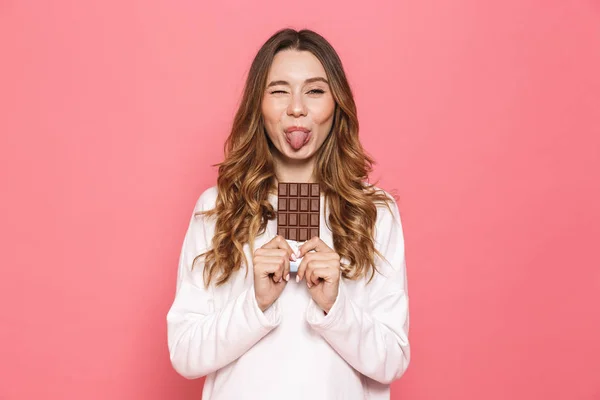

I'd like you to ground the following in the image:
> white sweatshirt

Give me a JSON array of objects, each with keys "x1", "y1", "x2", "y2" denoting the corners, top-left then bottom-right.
[{"x1": 167, "y1": 185, "x2": 410, "y2": 400}]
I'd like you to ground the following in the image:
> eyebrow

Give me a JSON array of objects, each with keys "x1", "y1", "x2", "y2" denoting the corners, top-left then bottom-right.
[{"x1": 266, "y1": 77, "x2": 329, "y2": 88}]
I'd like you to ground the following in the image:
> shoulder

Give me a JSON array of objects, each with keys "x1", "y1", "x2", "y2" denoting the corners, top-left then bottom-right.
[
  {"x1": 370, "y1": 186, "x2": 404, "y2": 255},
  {"x1": 371, "y1": 186, "x2": 401, "y2": 224},
  {"x1": 369, "y1": 187, "x2": 406, "y2": 277},
  {"x1": 193, "y1": 185, "x2": 219, "y2": 213}
]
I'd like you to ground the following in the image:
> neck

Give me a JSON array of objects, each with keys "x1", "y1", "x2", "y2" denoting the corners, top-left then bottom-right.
[{"x1": 272, "y1": 151, "x2": 318, "y2": 184}]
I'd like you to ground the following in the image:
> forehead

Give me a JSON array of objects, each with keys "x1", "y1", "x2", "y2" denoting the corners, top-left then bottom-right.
[{"x1": 267, "y1": 50, "x2": 327, "y2": 81}]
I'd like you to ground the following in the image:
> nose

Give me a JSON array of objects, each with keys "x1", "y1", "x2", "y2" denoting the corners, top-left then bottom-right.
[{"x1": 286, "y1": 94, "x2": 307, "y2": 117}]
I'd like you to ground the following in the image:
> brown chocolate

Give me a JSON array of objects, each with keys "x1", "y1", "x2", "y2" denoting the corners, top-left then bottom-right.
[{"x1": 277, "y1": 183, "x2": 320, "y2": 241}]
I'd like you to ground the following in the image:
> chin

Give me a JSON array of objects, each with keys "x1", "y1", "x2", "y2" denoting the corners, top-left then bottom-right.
[
  {"x1": 284, "y1": 150, "x2": 309, "y2": 160},
  {"x1": 284, "y1": 147, "x2": 313, "y2": 160}
]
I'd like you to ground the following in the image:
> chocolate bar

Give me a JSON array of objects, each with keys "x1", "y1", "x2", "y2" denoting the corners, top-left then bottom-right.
[{"x1": 277, "y1": 182, "x2": 320, "y2": 241}]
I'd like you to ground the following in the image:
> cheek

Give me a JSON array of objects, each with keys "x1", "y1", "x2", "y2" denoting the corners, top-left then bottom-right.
[
  {"x1": 261, "y1": 101, "x2": 286, "y2": 145},
  {"x1": 310, "y1": 99, "x2": 336, "y2": 124},
  {"x1": 262, "y1": 99, "x2": 286, "y2": 126}
]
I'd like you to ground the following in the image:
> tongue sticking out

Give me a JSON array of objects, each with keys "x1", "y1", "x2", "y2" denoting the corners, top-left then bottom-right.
[{"x1": 288, "y1": 131, "x2": 309, "y2": 150}]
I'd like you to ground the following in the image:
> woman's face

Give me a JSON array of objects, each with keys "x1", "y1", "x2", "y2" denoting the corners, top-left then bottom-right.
[{"x1": 261, "y1": 49, "x2": 336, "y2": 162}]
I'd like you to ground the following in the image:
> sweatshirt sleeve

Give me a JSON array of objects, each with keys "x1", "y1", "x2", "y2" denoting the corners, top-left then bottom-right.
[
  {"x1": 305, "y1": 195, "x2": 410, "y2": 384},
  {"x1": 167, "y1": 190, "x2": 282, "y2": 379}
]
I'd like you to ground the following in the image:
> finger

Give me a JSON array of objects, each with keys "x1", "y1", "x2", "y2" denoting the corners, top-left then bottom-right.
[
  {"x1": 293, "y1": 252, "x2": 339, "y2": 262},
  {"x1": 258, "y1": 249, "x2": 289, "y2": 259},
  {"x1": 283, "y1": 256, "x2": 290, "y2": 282},
  {"x1": 271, "y1": 254, "x2": 287, "y2": 283},
  {"x1": 259, "y1": 262, "x2": 280, "y2": 278},
  {"x1": 281, "y1": 249, "x2": 291, "y2": 282},
  {"x1": 298, "y1": 236, "x2": 333, "y2": 257},
  {"x1": 310, "y1": 265, "x2": 331, "y2": 285},
  {"x1": 255, "y1": 250, "x2": 293, "y2": 271},
  {"x1": 296, "y1": 252, "x2": 311, "y2": 282},
  {"x1": 295, "y1": 253, "x2": 336, "y2": 282},
  {"x1": 311, "y1": 267, "x2": 324, "y2": 286},
  {"x1": 263, "y1": 235, "x2": 297, "y2": 261},
  {"x1": 307, "y1": 263, "x2": 327, "y2": 287},
  {"x1": 305, "y1": 261, "x2": 317, "y2": 288},
  {"x1": 257, "y1": 253, "x2": 291, "y2": 282},
  {"x1": 253, "y1": 250, "x2": 288, "y2": 266},
  {"x1": 259, "y1": 256, "x2": 285, "y2": 281},
  {"x1": 311, "y1": 259, "x2": 341, "y2": 286}
]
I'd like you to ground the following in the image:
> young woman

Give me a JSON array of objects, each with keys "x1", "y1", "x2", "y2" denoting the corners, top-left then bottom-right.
[{"x1": 167, "y1": 28, "x2": 410, "y2": 400}]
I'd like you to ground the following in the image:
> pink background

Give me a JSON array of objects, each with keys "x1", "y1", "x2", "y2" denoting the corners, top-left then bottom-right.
[{"x1": 1, "y1": 1, "x2": 599, "y2": 399}]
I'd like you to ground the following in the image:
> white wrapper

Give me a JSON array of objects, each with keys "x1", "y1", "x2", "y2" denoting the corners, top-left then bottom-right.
[
  {"x1": 286, "y1": 239, "x2": 302, "y2": 272},
  {"x1": 285, "y1": 239, "x2": 317, "y2": 273}
]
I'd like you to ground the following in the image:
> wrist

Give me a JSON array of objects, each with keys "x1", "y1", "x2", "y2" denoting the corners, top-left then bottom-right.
[
  {"x1": 322, "y1": 300, "x2": 334, "y2": 314},
  {"x1": 256, "y1": 296, "x2": 271, "y2": 313},
  {"x1": 253, "y1": 286, "x2": 271, "y2": 312}
]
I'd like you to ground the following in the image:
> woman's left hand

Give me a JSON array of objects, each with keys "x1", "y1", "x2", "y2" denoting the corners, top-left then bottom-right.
[{"x1": 296, "y1": 237, "x2": 341, "y2": 314}]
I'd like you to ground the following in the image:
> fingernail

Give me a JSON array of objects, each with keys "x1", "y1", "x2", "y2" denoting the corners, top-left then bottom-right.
[
  {"x1": 295, "y1": 250, "x2": 301, "y2": 258},
  {"x1": 291, "y1": 253, "x2": 297, "y2": 261},
  {"x1": 285, "y1": 273, "x2": 290, "y2": 282},
  {"x1": 296, "y1": 275, "x2": 300, "y2": 283},
  {"x1": 307, "y1": 281, "x2": 312, "y2": 288}
]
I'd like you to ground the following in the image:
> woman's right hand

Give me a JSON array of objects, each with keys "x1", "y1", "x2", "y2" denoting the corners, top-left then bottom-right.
[{"x1": 253, "y1": 235, "x2": 298, "y2": 312}]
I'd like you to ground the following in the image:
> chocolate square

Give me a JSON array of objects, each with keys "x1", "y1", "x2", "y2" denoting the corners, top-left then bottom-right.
[{"x1": 277, "y1": 183, "x2": 320, "y2": 241}]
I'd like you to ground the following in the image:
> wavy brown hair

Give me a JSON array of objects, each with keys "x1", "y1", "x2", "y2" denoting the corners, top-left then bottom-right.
[{"x1": 193, "y1": 28, "x2": 396, "y2": 287}]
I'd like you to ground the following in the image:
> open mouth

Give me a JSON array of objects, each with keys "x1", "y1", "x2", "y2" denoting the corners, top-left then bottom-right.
[{"x1": 284, "y1": 129, "x2": 311, "y2": 150}]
